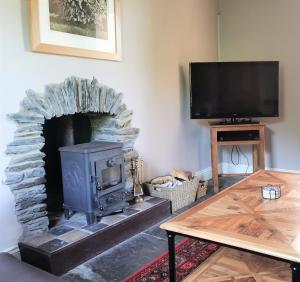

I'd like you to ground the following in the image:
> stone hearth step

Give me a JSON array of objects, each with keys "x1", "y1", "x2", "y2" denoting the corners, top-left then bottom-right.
[{"x1": 19, "y1": 196, "x2": 170, "y2": 276}]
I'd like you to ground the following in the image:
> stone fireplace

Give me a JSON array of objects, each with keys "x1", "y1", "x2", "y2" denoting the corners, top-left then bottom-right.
[{"x1": 4, "y1": 76, "x2": 139, "y2": 238}]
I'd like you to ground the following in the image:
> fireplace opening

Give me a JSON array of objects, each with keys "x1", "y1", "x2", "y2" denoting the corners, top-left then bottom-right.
[{"x1": 42, "y1": 113, "x2": 92, "y2": 226}]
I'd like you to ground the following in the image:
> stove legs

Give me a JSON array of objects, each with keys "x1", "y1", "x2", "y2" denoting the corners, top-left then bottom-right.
[
  {"x1": 64, "y1": 209, "x2": 71, "y2": 220},
  {"x1": 167, "y1": 231, "x2": 176, "y2": 282},
  {"x1": 291, "y1": 263, "x2": 300, "y2": 282},
  {"x1": 86, "y1": 213, "x2": 97, "y2": 225}
]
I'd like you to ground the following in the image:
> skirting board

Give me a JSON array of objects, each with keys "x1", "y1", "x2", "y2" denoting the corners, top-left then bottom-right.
[{"x1": 195, "y1": 163, "x2": 300, "y2": 181}]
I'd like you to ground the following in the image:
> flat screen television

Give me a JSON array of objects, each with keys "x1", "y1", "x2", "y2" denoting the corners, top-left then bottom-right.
[{"x1": 190, "y1": 61, "x2": 279, "y2": 119}]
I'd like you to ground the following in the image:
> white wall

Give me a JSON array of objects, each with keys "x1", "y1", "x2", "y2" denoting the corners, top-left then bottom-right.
[
  {"x1": 218, "y1": 0, "x2": 300, "y2": 172},
  {"x1": 0, "y1": 0, "x2": 218, "y2": 251}
]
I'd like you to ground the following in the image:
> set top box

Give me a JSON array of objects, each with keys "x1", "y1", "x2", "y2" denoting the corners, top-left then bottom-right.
[{"x1": 59, "y1": 141, "x2": 128, "y2": 225}]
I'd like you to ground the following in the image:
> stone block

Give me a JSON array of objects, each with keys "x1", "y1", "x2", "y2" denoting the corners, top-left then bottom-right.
[
  {"x1": 22, "y1": 90, "x2": 53, "y2": 119},
  {"x1": 62, "y1": 77, "x2": 77, "y2": 114},
  {"x1": 99, "y1": 85, "x2": 108, "y2": 113},
  {"x1": 110, "y1": 92, "x2": 123, "y2": 115},
  {"x1": 5, "y1": 167, "x2": 45, "y2": 185},
  {"x1": 8, "y1": 111, "x2": 45, "y2": 124},
  {"x1": 14, "y1": 185, "x2": 46, "y2": 211},
  {"x1": 14, "y1": 130, "x2": 42, "y2": 138},
  {"x1": 9, "y1": 151, "x2": 45, "y2": 165},
  {"x1": 6, "y1": 160, "x2": 44, "y2": 172},
  {"x1": 17, "y1": 203, "x2": 47, "y2": 223},
  {"x1": 8, "y1": 136, "x2": 44, "y2": 146},
  {"x1": 6, "y1": 143, "x2": 44, "y2": 154},
  {"x1": 88, "y1": 78, "x2": 100, "y2": 112},
  {"x1": 22, "y1": 216, "x2": 49, "y2": 236},
  {"x1": 105, "y1": 88, "x2": 116, "y2": 112},
  {"x1": 15, "y1": 124, "x2": 42, "y2": 133},
  {"x1": 9, "y1": 176, "x2": 46, "y2": 190}
]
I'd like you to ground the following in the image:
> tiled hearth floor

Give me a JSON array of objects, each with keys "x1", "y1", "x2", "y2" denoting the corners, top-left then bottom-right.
[
  {"x1": 22, "y1": 196, "x2": 167, "y2": 252},
  {"x1": 58, "y1": 176, "x2": 243, "y2": 282}
]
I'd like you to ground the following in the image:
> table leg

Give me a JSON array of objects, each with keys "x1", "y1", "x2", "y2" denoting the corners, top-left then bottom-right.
[
  {"x1": 167, "y1": 231, "x2": 176, "y2": 282},
  {"x1": 291, "y1": 263, "x2": 300, "y2": 282}
]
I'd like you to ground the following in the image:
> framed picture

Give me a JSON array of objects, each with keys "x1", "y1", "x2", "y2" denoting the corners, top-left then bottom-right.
[{"x1": 29, "y1": 0, "x2": 122, "y2": 61}]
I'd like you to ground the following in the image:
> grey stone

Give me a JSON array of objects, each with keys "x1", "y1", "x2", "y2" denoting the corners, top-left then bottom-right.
[
  {"x1": 110, "y1": 92, "x2": 123, "y2": 115},
  {"x1": 3, "y1": 173, "x2": 24, "y2": 185},
  {"x1": 8, "y1": 136, "x2": 44, "y2": 146},
  {"x1": 85, "y1": 78, "x2": 95, "y2": 112},
  {"x1": 45, "y1": 85, "x2": 63, "y2": 117},
  {"x1": 22, "y1": 216, "x2": 49, "y2": 235},
  {"x1": 117, "y1": 109, "x2": 133, "y2": 120},
  {"x1": 24, "y1": 167, "x2": 45, "y2": 179},
  {"x1": 77, "y1": 79, "x2": 88, "y2": 112},
  {"x1": 97, "y1": 127, "x2": 139, "y2": 136},
  {"x1": 6, "y1": 143, "x2": 44, "y2": 154},
  {"x1": 16, "y1": 203, "x2": 47, "y2": 223},
  {"x1": 99, "y1": 85, "x2": 108, "y2": 113},
  {"x1": 62, "y1": 77, "x2": 77, "y2": 114},
  {"x1": 9, "y1": 151, "x2": 45, "y2": 165},
  {"x1": 14, "y1": 185, "x2": 46, "y2": 211},
  {"x1": 105, "y1": 88, "x2": 116, "y2": 113},
  {"x1": 59, "y1": 82, "x2": 72, "y2": 115},
  {"x1": 15, "y1": 124, "x2": 42, "y2": 133},
  {"x1": 8, "y1": 111, "x2": 45, "y2": 124},
  {"x1": 15, "y1": 130, "x2": 42, "y2": 138},
  {"x1": 115, "y1": 113, "x2": 133, "y2": 128},
  {"x1": 5, "y1": 167, "x2": 46, "y2": 185},
  {"x1": 115, "y1": 103, "x2": 127, "y2": 116},
  {"x1": 6, "y1": 160, "x2": 44, "y2": 172},
  {"x1": 9, "y1": 176, "x2": 46, "y2": 190},
  {"x1": 88, "y1": 78, "x2": 100, "y2": 112},
  {"x1": 22, "y1": 90, "x2": 53, "y2": 119}
]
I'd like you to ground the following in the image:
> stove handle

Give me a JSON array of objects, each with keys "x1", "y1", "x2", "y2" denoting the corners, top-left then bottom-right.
[{"x1": 91, "y1": 176, "x2": 103, "y2": 190}]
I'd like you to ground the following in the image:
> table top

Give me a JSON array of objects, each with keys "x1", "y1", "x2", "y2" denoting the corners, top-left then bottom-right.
[{"x1": 161, "y1": 170, "x2": 300, "y2": 263}]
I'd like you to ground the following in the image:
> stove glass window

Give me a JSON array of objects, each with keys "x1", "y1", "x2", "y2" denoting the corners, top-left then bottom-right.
[{"x1": 101, "y1": 165, "x2": 122, "y2": 189}]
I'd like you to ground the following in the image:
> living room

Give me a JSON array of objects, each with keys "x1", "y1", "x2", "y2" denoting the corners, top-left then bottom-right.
[{"x1": 0, "y1": 0, "x2": 299, "y2": 281}]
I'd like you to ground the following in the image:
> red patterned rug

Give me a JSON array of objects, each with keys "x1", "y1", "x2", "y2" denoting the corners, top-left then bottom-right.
[{"x1": 122, "y1": 238, "x2": 219, "y2": 282}]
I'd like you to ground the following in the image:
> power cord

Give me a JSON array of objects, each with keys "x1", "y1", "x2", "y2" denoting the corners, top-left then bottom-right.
[{"x1": 230, "y1": 145, "x2": 250, "y2": 173}]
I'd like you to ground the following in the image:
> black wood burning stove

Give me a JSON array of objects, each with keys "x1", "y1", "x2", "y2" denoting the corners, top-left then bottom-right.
[{"x1": 59, "y1": 141, "x2": 128, "y2": 225}]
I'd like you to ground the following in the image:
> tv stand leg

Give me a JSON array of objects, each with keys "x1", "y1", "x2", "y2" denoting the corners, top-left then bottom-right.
[{"x1": 211, "y1": 128, "x2": 219, "y2": 193}]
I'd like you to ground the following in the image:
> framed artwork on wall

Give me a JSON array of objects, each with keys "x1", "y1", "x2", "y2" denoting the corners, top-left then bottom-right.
[{"x1": 29, "y1": 0, "x2": 122, "y2": 61}]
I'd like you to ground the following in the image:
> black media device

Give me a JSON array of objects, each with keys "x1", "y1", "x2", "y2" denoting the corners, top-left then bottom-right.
[
  {"x1": 217, "y1": 130, "x2": 259, "y2": 141},
  {"x1": 190, "y1": 61, "x2": 279, "y2": 121}
]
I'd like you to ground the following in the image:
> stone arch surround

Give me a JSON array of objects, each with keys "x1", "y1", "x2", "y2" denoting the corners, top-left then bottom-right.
[{"x1": 4, "y1": 76, "x2": 139, "y2": 237}]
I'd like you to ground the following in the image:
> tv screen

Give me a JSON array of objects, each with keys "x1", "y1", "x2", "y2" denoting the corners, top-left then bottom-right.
[{"x1": 190, "y1": 61, "x2": 279, "y2": 119}]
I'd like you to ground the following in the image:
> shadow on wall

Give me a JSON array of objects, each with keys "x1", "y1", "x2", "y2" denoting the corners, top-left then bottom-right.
[{"x1": 178, "y1": 65, "x2": 211, "y2": 170}]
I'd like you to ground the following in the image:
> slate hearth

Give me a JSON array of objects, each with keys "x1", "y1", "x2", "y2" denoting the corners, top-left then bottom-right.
[{"x1": 19, "y1": 196, "x2": 170, "y2": 275}]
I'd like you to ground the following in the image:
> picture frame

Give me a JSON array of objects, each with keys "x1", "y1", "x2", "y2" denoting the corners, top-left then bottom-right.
[{"x1": 29, "y1": 0, "x2": 122, "y2": 61}]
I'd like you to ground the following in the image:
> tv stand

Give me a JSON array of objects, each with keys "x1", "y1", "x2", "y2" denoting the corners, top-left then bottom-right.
[
  {"x1": 209, "y1": 118, "x2": 260, "y2": 126},
  {"x1": 210, "y1": 123, "x2": 265, "y2": 193}
]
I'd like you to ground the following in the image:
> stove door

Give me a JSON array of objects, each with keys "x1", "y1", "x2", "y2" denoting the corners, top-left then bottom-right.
[{"x1": 94, "y1": 155, "x2": 124, "y2": 194}]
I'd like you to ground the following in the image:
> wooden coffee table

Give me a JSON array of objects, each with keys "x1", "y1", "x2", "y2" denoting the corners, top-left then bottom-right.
[{"x1": 160, "y1": 170, "x2": 300, "y2": 282}]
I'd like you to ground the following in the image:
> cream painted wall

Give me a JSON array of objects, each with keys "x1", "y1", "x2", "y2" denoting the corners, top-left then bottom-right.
[
  {"x1": 218, "y1": 0, "x2": 300, "y2": 172},
  {"x1": 0, "y1": 0, "x2": 218, "y2": 251}
]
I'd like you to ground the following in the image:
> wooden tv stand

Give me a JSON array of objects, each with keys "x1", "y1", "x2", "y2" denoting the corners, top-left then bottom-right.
[{"x1": 210, "y1": 123, "x2": 265, "y2": 193}]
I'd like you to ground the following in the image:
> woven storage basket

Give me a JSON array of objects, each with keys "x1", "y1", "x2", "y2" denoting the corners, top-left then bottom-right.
[{"x1": 144, "y1": 177, "x2": 199, "y2": 212}]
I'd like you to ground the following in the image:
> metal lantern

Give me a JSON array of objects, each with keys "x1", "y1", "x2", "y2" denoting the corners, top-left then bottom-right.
[{"x1": 261, "y1": 184, "x2": 281, "y2": 200}]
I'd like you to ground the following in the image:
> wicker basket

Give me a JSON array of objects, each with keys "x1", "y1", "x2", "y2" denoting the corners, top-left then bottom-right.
[
  {"x1": 196, "y1": 180, "x2": 208, "y2": 199},
  {"x1": 144, "y1": 177, "x2": 199, "y2": 212}
]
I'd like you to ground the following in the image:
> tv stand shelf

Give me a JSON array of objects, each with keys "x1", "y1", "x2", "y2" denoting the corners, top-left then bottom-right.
[{"x1": 210, "y1": 123, "x2": 265, "y2": 193}]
